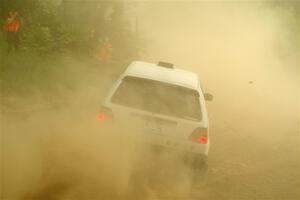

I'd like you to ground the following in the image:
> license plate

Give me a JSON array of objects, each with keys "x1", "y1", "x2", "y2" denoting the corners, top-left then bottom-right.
[{"x1": 144, "y1": 120, "x2": 161, "y2": 134}]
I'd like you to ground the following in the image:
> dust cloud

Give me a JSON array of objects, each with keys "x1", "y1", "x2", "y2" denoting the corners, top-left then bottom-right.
[
  {"x1": 1, "y1": 59, "x2": 198, "y2": 200},
  {"x1": 135, "y1": 1, "x2": 299, "y2": 141},
  {"x1": 1, "y1": 1, "x2": 299, "y2": 200},
  {"x1": 133, "y1": 1, "x2": 299, "y2": 200}
]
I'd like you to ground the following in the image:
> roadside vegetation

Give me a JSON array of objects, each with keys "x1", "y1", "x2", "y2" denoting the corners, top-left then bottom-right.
[{"x1": 0, "y1": 0, "x2": 142, "y2": 102}]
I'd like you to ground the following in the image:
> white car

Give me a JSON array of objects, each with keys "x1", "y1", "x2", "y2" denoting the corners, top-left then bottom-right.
[{"x1": 97, "y1": 61, "x2": 213, "y2": 168}]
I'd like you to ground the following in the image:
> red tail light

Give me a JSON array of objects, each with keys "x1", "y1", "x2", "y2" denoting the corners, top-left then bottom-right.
[
  {"x1": 189, "y1": 128, "x2": 208, "y2": 144},
  {"x1": 97, "y1": 106, "x2": 113, "y2": 122}
]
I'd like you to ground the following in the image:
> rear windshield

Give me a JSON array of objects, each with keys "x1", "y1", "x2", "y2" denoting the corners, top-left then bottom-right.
[{"x1": 111, "y1": 76, "x2": 202, "y2": 121}]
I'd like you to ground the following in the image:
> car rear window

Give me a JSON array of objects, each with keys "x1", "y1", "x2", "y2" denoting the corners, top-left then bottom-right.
[{"x1": 111, "y1": 76, "x2": 202, "y2": 121}]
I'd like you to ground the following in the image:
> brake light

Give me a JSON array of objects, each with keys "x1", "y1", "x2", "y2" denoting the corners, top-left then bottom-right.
[
  {"x1": 96, "y1": 113, "x2": 106, "y2": 122},
  {"x1": 97, "y1": 106, "x2": 113, "y2": 122},
  {"x1": 189, "y1": 128, "x2": 208, "y2": 144}
]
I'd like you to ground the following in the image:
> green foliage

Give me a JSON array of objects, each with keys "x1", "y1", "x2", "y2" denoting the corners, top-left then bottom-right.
[
  {"x1": 1, "y1": 0, "x2": 142, "y2": 56},
  {"x1": 0, "y1": 0, "x2": 143, "y2": 97}
]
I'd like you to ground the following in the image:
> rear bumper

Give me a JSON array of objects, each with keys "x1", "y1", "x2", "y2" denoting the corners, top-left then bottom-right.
[
  {"x1": 139, "y1": 132, "x2": 209, "y2": 156},
  {"x1": 98, "y1": 124, "x2": 209, "y2": 157},
  {"x1": 148, "y1": 143, "x2": 208, "y2": 166}
]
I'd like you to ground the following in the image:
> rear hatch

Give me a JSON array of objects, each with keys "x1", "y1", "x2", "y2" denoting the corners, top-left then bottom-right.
[{"x1": 103, "y1": 75, "x2": 207, "y2": 145}]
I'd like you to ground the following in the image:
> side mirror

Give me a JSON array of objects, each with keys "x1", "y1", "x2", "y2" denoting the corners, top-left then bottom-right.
[{"x1": 204, "y1": 93, "x2": 213, "y2": 101}]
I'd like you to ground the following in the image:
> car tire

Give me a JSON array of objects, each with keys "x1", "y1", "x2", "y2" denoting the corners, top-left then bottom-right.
[{"x1": 187, "y1": 155, "x2": 208, "y2": 186}]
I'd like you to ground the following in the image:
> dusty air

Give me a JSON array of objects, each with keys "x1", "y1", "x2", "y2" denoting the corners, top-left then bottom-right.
[{"x1": 0, "y1": 1, "x2": 299, "y2": 200}]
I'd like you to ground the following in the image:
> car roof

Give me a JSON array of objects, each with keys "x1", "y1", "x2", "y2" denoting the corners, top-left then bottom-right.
[{"x1": 124, "y1": 61, "x2": 200, "y2": 89}]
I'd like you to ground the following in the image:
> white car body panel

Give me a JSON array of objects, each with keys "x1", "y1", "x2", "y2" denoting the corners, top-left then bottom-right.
[{"x1": 102, "y1": 61, "x2": 210, "y2": 156}]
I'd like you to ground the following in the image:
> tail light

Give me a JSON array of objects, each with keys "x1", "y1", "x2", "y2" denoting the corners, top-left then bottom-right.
[
  {"x1": 97, "y1": 106, "x2": 114, "y2": 122},
  {"x1": 189, "y1": 128, "x2": 208, "y2": 144}
]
